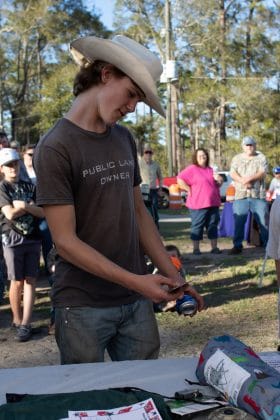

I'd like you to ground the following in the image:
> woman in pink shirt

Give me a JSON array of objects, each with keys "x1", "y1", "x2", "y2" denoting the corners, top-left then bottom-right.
[{"x1": 177, "y1": 148, "x2": 223, "y2": 255}]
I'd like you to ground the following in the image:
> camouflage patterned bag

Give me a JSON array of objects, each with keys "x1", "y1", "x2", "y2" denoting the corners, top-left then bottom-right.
[{"x1": 196, "y1": 334, "x2": 280, "y2": 419}]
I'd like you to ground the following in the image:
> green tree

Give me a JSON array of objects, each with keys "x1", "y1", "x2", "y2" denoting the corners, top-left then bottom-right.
[
  {"x1": 0, "y1": 0, "x2": 109, "y2": 144},
  {"x1": 175, "y1": 0, "x2": 279, "y2": 168}
]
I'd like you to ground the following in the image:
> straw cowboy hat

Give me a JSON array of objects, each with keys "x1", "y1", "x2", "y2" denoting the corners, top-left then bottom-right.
[{"x1": 70, "y1": 35, "x2": 165, "y2": 117}]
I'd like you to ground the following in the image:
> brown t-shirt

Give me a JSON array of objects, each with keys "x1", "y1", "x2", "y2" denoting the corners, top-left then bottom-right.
[{"x1": 34, "y1": 118, "x2": 145, "y2": 308}]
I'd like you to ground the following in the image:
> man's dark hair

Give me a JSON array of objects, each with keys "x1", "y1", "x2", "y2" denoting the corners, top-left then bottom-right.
[
  {"x1": 0, "y1": 131, "x2": 9, "y2": 147},
  {"x1": 192, "y1": 148, "x2": 209, "y2": 167},
  {"x1": 73, "y1": 61, "x2": 126, "y2": 97}
]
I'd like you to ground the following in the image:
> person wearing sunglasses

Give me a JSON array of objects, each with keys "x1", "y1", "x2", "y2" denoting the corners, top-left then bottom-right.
[
  {"x1": 139, "y1": 144, "x2": 163, "y2": 229},
  {"x1": 22, "y1": 144, "x2": 53, "y2": 276},
  {"x1": 23, "y1": 145, "x2": 36, "y2": 184},
  {"x1": 229, "y1": 136, "x2": 268, "y2": 254}
]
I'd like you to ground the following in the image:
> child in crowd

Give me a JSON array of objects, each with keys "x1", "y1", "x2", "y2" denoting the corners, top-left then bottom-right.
[
  {"x1": 0, "y1": 148, "x2": 44, "y2": 342},
  {"x1": 268, "y1": 167, "x2": 280, "y2": 203},
  {"x1": 165, "y1": 245, "x2": 186, "y2": 278},
  {"x1": 154, "y1": 245, "x2": 186, "y2": 312}
]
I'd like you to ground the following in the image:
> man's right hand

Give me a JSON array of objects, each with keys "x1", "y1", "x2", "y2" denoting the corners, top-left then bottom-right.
[
  {"x1": 132, "y1": 273, "x2": 205, "y2": 311},
  {"x1": 130, "y1": 273, "x2": 184, "y2": 303}
]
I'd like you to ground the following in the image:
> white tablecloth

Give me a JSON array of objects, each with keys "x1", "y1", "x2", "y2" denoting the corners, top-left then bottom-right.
[{"x1": 0, "y1": 357, "x2": 218, "y2": 407}]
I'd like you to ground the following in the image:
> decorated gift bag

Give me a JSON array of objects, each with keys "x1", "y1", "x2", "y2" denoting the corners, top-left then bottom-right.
[{"x1": 196, "y1": 334, "x2": 280, "y2": 419}]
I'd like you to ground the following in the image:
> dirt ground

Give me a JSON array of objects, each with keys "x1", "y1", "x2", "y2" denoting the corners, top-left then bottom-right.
[
  {"x1": 0, "y1": 241, "x2": 267, "y2": 369},
  {"x1": 0, "y1": 274, "x2": 60, "y2": 369}
]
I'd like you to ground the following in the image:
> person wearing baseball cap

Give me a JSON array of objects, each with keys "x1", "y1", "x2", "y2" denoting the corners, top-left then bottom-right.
[
  {"x1": 229, "y1": 136, "x2": 268, "y2": 254},
  {"x1": 33, "y1": 35, "x2": 205, "y2": 365},
  {"x1": 0, "y1": 148, "x2": 44, "y2": 342},
  {"x1": 139, "y1": 144, "x2": 163, "y2": 229},
  {"x1": 242, "y1": 136, "x2": 256, "y2": 146},
  {"x1": 267, "y1": 166, "x2": 280, "y2": 202},
  {"x1": 0, "y1": 148, "x2": 20, "y2": 167}
]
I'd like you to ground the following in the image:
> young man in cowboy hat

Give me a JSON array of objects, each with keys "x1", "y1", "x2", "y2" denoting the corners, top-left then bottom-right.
[{"x1": 34, "y1": 35, "x2": 204, "y2": 364}]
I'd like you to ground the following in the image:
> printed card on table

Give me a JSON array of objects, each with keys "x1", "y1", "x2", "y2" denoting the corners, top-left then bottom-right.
[{"x1": 67, "y1": 398, "x2": 162, "y2": 419}]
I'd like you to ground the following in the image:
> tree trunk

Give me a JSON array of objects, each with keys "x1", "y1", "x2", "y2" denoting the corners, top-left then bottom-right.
[{"x1": 245, "y1": 1, "x2": 255, "y2": 76}]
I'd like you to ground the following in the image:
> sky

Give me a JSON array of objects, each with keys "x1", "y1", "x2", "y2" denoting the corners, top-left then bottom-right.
[
  {"x1": 86, "y1": 0, "x2": 115, "y2": 29},
  {"x1": 88, "y1": 0, "x2": 277, "y2": 32}
]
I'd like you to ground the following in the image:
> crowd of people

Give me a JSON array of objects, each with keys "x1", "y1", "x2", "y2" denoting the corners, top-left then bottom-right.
[
  {"x1": 138, "y1": 135, "x2": 274, "y2": 261},
  {"x1": 175, "y1": 135, "x2": 280, "y2": 259},
  {"x1": 0, "y1": 33, "x2": 278, "y2": 362}
]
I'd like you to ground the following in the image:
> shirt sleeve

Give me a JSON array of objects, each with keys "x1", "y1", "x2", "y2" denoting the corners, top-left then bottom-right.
[
  {"x1": 177, "y1": 166, "x2": 192, "y2": 185},
  {"x1": 0, "y1": 183, "x2": 11, "y2": 209},
  {"x1": 258, "y1": 153, "x2": 268, "y2": 173},
  {"x1": 33, "y1": 144, "x2": 74, "y2": 206},
  {"x1": 230, "y1": 155, "x2": 239, "y2": 174}
]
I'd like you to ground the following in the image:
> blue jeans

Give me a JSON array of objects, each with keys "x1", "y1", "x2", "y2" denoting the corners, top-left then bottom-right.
[
  {"x1": 55, "y1": 299, "x2": 160, "y2": 364},
  {"x1": 189, "y1": 207, "x2": 220, "y2": 241},
  {"x1": 232, "y1": 198, "x2": 268, "y2": 248}
]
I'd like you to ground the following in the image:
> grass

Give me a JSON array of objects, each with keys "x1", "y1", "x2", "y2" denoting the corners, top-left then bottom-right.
[{"x1": 157, "y1": 209, "x2": 279, "y2": 357}]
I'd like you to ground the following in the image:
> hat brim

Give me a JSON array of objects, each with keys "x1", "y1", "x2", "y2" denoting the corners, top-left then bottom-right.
[
  {"x1": 0, "y1": 158, "x2": 19, "y2": 166},
  {"x1": 70, "y1": 37, "x2": 165, "y2": 118}
]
